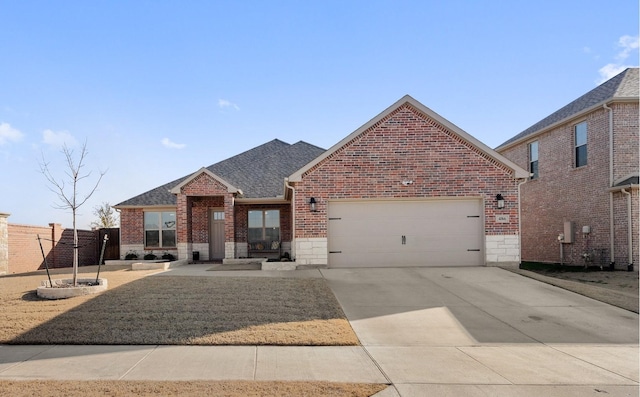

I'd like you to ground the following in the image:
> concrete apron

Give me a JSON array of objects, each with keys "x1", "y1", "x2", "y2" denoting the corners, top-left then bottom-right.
[{"x1": 0, "y1": 266, "x2": 638, "y2": 397}]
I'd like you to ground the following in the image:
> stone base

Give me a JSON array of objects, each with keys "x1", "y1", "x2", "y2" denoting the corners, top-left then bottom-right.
[
  {"x1": 37, "y1": 278, "x2": 108, "y2": 300},
  {"x1": 262, "y1": 261, "x2": 297, "y2": 271}
]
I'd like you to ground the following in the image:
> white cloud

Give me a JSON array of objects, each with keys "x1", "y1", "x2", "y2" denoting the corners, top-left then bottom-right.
[
  {"x1": 218, "y1": 99, "x2": 240, "y2": 111},
  {"x1": 0, "y1": 122, "x2": 24, "y2": 145},
  {"x1": 161, "y1": 137, "x2": 186, "y2": 149},
  {"x1": 596, "y1": 35, "x2": 639, "y2": 84},
  {"x1": 615, "y1": 35, "x2": 639, "y2": 61},
  {"x1": 42, "y1": 129, "x2": 77, "y2": 148}
]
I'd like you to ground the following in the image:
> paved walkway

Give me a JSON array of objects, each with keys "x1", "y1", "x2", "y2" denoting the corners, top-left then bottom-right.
[{"x1": 1, "y1": 265, "x2": 638, "y2": 396}]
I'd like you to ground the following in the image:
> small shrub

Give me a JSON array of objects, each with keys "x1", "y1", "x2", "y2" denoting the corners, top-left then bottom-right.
[
  {"x1": 143, "y1": 252, "x2": 157, "y2": 260},
  {"x1": 161, "y1": 252, "x2": 175, "y2": 261},
  {"x1": 124, "y1": 251, "x2": 138, "y2": 260}
]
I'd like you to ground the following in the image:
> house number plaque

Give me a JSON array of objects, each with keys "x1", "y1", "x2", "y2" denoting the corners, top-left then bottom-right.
[{"x1": 495, "y1": 215, "x2": 509, "y2": 223}]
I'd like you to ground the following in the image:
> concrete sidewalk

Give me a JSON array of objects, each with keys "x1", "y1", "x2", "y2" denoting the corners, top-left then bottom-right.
[{"x1": 1, "y1": 266, "x2": 638, "y2": 397}]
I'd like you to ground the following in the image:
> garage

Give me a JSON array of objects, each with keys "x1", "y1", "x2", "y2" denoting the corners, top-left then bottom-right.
[{"x1": 327, "y1": 199, "x2": 484, "y2": 268}]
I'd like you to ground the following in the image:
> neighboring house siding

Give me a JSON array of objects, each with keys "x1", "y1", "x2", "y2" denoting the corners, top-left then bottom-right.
[
  {"x1": 499, "y1": 103, "x2": 639, "y2": 266},
  {"x1": 612, "y1": 102, "x2": 640, "y2": 182},
  {"x1": 293, "y1": 104, "x2": 520, "y2": 265}
]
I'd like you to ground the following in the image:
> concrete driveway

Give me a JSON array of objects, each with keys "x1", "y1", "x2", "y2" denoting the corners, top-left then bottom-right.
[{"x1": 320, "y1": 266, "x2": 639, "y2": 396}]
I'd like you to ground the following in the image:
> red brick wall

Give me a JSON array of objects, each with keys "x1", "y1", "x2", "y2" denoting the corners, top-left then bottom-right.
[
  {"x1": 191, "y1": 196, "x2": 224, "y2": 243},
  {"x1": 120, "y1": 208, "x2": 144, "y2": 245},
  {"x1": 293, "y1": 104, "x2": 520, "y2": 238},
  {"x1": 7, "y1": 223, "x2": 97, "y2": 274},
  {"x1": 499, "y1": 102, "x2": 639, "y2": 265}
]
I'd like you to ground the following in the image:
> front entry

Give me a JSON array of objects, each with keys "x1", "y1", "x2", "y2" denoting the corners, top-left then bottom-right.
[{"x1": 209, "y1": 209, "x2": 225, "y2": 260}]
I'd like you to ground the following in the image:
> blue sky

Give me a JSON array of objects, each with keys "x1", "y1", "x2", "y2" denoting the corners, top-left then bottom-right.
[{"x1": 1, "y1": 1, "x2": 638, "y2": 228}]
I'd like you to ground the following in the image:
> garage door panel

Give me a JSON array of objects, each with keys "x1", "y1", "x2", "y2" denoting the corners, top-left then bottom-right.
[{"x1": 328, "y1": 200, "x2": 483, "y2": 268}]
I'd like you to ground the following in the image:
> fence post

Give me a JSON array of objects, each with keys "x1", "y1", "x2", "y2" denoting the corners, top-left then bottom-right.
[
  {"x1": 0, "y1": 213, "x2": 9, "y2": 275},
  {"x1": 49, "y1": 223, "x2": 62, "y2": 268}
]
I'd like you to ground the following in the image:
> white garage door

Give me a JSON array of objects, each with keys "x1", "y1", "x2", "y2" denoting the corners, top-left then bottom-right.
[{"x1": 328, "y1": 199, "x2": 483, "y2": 268}]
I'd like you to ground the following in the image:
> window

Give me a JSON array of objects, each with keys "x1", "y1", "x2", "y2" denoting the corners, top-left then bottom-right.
[
  {"x1": 248, "y1": 210, "x2": 280, "y2": 242},
  {"x1": 574, "y1": 122, "x2": 587, "y2": 167},
  {"x1": 144, "y1": 211, "x2": 176, "y2": 248},
  {"x1": 529, "y1": 141, "x2": 539, "y2": 179}
]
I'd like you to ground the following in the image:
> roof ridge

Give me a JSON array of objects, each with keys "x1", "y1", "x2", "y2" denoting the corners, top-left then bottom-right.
[{"x1": 496, "y1": 68, "x2": 639, "y2": 149}]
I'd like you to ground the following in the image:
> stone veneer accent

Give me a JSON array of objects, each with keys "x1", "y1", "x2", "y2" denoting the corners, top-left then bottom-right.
[
  {"x1": 235, "y1": 242, "x2": 248, "y2": 258},
  {"x1": 192, "y1": 243, "x2": 209, "y2": 261},
  {"x1": 294, "y1": 237, "x2": 327, "y2": 265},
  {"x1": 485, "y1": 234, "x2": 520, "y2": 266},
  {"x1": 0, "y1": 213, "x2": 9, "y2": 275},
  {"x1": 225, "y1": 242, "x2": 235, "y2": 259}
]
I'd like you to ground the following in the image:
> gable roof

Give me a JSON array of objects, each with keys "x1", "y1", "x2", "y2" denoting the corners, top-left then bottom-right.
[
  {"x1": 288, "y1": 95, "x2": 530, "y2": 182},
  {"x1": 496, "y1": 68, "x2": 639, "y2": 151},
  {"x1": 115, "y1": 139, "x2": 325, "y2": 207}
]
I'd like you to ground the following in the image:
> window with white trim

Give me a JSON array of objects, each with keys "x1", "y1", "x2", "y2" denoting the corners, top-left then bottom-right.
[
  {"x1": 529, "y1": 141, "x2": 539, "y2": 179},
  {"x1": 574, "y1": 122, "x2": 587, "y2": 167},
  {"x1": 144, "y1": 211, "x2": 176, "y2": 248}
]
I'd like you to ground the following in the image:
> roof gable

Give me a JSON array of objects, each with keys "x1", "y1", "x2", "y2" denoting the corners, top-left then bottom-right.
[
  {"x1": 289, "y1": 95, "x2": 529, "y2": 181},
  {"x1": 169, "y1": 168, "x2": 241, "y2": 195},
  {"x1": 497, "y1": 68, "x2": 639, "y2": 150}
]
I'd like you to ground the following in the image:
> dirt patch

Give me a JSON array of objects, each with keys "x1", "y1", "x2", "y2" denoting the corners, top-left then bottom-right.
[
  {"x1": 0, "y1": 266, "x2": 359, "y2": 345},
  {"x1": 507, "y1": 263, "x2": 639, "y2": 313},
  {"x1": 0, "y1": 380, "x2": 388, "y2": 397}
]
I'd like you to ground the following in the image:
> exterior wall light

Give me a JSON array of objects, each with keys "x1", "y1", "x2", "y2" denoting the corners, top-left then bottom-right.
[
  {"x1": 496, "y1": 194, "x2": 505, "y2": 209},
  {"x1": 309, "y1": 197, "x2": 317, "y2": 212}
]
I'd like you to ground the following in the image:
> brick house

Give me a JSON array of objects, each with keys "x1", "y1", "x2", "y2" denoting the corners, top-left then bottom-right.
[
  {"x1": 497, "y1": 68, "x2": 639, "y2": 269},
  {"x1": 116, "y1": 95, "x2": 528, "y2": 268}
]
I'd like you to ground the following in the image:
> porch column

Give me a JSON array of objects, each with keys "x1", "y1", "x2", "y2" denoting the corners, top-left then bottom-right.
[
  {"x1": 0, "y1": 212, "x2": 9, "y2": 275},
  {"x1": 224, "y1": 193, "x2": 235, "y2": 259},
  {"x1": 176, "y1": 193, "x2": 193, "y2": 261}
]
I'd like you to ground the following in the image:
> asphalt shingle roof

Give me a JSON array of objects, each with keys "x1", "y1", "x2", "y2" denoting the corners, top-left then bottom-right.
[
  {"x1": 115, "y1": 139, "x2": 325, "y2": 207},
  {"x1": 497, "y1": 68, "x2": 639, "y2": 150}
]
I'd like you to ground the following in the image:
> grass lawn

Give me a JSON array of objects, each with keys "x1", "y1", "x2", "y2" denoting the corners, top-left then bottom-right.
[
  {"x1": 0, "y1": 265, "x2": 359, "y2": 345},
  {"x1": 0, "y1": 380, "x2": 388, "y2": 396},
  {"x1": 0, "y1": 267, "x2": 384, "y2": 395}
]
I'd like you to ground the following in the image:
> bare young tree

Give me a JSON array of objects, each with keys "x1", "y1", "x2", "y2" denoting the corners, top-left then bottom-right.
[
  {"x1": 40, "y1": 141, "x2": 106, "y2": 286},
  {"x1": 91, "y1": 202, "x2": 119, "y2": 229}
]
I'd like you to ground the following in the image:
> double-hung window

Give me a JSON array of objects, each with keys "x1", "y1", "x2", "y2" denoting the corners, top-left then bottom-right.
[
  {"x1": 574, "y1": 122, "x2": 587, "y2": 167},
  {"x1": 529, "y1": 141, "x2": 539, "y2": 179},
  {"x1": 144, "y1": 211, "x2": 176, "y2": 248},
  {"x1": 248, "y1": 210, "x2": 280, "y2": 242}
]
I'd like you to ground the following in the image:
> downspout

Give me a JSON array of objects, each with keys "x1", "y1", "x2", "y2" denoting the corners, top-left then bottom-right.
[
  {"x1": 603, "y1": 103, "x2": 615, "y2": 268},
  {"x1": 621, "y1": 188, "x2": 633, "y2": 270},
  {"x1": 284, "y1": 178, "x2": 296, "y2": 259}
]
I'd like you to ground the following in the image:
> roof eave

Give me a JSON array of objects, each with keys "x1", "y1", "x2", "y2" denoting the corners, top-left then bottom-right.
[
  {"x1": 113, "y1": 204, "x2": 177, "y2": 210},
  {"x1": 496, "y1": 97, "x2": 640, "y2": 153}
]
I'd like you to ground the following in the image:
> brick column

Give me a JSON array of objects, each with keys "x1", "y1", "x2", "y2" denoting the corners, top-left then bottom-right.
[
  {"x1": 0, "y1": 213, "x2": 9, "y2": 275},
  {"x1": 224, "y1": 194, "x2": 235, "y2": 259}
]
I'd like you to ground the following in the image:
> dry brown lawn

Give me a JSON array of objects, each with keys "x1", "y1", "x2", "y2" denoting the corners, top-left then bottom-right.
[
  {"x1": 0, "y1": 266, "x2": 359, "y2": 345},
  {"x1": 0, "y1": 380, "x2": 388, "y2": 397}
]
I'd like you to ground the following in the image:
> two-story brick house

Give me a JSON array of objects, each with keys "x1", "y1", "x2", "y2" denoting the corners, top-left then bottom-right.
[
  {"x1": 116, "y1": 95, "x2": 529, "y2": 268},
  {"x1": 497, "y1": 68, "x2": 639, "y2": 270}
]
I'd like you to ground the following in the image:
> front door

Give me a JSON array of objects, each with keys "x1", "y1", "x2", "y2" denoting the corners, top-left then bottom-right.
[{"x1": 209, "y1": 209, "x2": 225, "y2": 260}]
